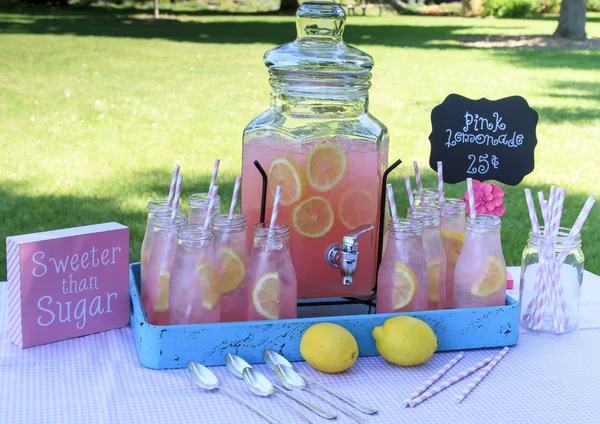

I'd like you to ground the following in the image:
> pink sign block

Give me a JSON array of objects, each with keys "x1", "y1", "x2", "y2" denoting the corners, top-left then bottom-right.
[
  {"x1": 506, "y1": 269, "x2": 514, "y2": 290},
  {"x1": 6, "y1": 223, "x2": 129, "y2": 348}
]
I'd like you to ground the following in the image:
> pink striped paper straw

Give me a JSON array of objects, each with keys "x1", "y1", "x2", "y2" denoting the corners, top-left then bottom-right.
[
  {"x1": 550, "y1": 188, "x2": 565, "y2": 237},
  {"x1": 170, "y1": 174, "x2": 183, "y2": 220},
  {"x1": 567, "y1": 194, "x2": 596, "y2": 238},
  {"x1": 166, "y1": 165, "x2": 180, "y2": 207},
  {"x1": 401, "y1": 352, "x2": 464, "y2": 407},
  {"x1": 456, "y1": 347, "x2": 509, "y2": 403},
  {"x1": 524, "y1": 189, "x2": 539, "y2": 234},
  {"x1": 269, "y1": 186, "x2": 283, "y2": 232},
  {"x1": 412, "y1": 160, "x2": 423, "y2": 200},
  {"x1": 228, "y1": 176, "x2": 241, "y2": 219},
  {"x1": 537, "y1": 192, "x2": 548, "y2": 232},
  {"x1": 386, "y1": 184, "x2": 398, "y2": 223},
  {"x1": 202, "y1": 186, "x2": 219, "y2": 231},
  {"x1": 466, "y1": 178, "x2": 476, "y2": 220},
  {"x1": 547, "y1": 186, "x2": 557, "y2": 227},
  {"x1": 208, "y1": 158, "x2": 220, "y2": 194},
  {"x1": 437, "y1": 161, "x2": 444, "y2": 202},
  {"x1": 404, "y1": 177, "x2": 415, "y2": 212},
  {"x1": 407, "y1": 355, "x2": 494, "y2": 407}
]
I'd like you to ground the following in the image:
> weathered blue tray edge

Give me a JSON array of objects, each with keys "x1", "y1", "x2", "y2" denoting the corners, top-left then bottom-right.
[{"x1": 129, "y1": 263, "x2": 519, "y2": 370}]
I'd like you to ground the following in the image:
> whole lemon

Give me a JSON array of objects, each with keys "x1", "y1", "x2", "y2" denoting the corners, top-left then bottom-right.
[
  {"x1": 300, "y1": 323, "x2": 359, "y2": 373},
  {"x1": 372, "y1": 316, "x2": 438, "y2": 366}
]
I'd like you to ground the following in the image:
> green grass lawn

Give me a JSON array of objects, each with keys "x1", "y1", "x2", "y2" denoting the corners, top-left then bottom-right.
[{"x1": 0, "y1": 6, "x2": 599, "y2": 280}]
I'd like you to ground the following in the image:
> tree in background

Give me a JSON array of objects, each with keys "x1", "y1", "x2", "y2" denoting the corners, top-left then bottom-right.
[
  {"x1": 154, "y1": 0, "x2": 160, "y2": 19},
  {"x1": 554, "y1": 0, "x2": 586, "y2": 38},
  {"x1": 279, "y1": 0, "x2": 299, "y2": 12}
]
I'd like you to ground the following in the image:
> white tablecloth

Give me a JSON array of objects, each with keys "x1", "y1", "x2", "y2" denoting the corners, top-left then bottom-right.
[{"x1": 1, "y1": 267, "x2": 600, "y2": 424}]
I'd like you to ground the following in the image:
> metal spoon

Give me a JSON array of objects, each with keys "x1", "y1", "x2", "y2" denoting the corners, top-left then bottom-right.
[
  {"x1": 275, "y1": 364, "x2": 374, "y2": 424},
  {"x1": 187, "y1": 362, "x2": 284, "y2": 424},
  {"x1": 225, "y1": 353, "x2": 336, "y2": 420},
  {"x1": 263, "y1": 349, "x2": 377, "y2": 415},
  {"x1": 242, "y1": 367, "x2": 323, "y2": 424}
]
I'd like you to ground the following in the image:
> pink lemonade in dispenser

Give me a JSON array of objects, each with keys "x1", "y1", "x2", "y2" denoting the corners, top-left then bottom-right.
[{"x1": 241, "y1": 2, "x2": 388, "y2": 299}]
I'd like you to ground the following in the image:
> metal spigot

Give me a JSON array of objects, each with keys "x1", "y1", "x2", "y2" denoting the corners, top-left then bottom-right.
[{"x1": 327, "y1": 224, "x2": 374, "y2": 286}]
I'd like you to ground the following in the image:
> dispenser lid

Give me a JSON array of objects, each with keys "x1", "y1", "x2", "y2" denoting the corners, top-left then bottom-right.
[{"x1": 263, "y1": 2, "x2": 374, "y2": 75}]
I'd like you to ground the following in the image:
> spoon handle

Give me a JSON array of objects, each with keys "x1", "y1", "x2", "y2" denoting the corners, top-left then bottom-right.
[
  {"x1": 273, "y1": 392, "x2": 322, "y2": 424},
  {"x1": 298, "y1": 372, "x2": 378, "y2": 415},
  {"x1": 306, "y1": 388, "x2": 374, "y2": 424},
  {"x1": 273, "y1": 385, "x2": 337, "y2": 420},
  {"x1": 220, "y1": 387, "x2": 286, "y2": 424}
]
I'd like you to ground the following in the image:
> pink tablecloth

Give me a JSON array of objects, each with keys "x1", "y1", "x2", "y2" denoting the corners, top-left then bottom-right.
[{"x1": 2, "y1": 267, "x2": 600, "y2": 424}]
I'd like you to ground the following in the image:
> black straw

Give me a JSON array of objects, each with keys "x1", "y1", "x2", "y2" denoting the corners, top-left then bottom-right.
[
  {"x1": 254, "y1": 160, "x2": 268, "y2": 223},
  {"x1": 375, "y1": 158, "x2": 403, "y2": 290}
]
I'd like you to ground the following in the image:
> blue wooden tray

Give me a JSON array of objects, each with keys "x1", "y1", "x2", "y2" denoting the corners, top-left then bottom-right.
[{"x1": 129, "y1": 263, "x2": 519, "y2": 369}]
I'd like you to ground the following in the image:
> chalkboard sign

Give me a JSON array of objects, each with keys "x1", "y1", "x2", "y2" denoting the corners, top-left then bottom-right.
[{"x1": 428, "y1": 94, "x2": 538, "y2": 185}]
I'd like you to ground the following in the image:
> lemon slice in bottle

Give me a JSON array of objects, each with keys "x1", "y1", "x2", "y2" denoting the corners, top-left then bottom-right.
[
  {"x1": 252, "y1": 272, "x2": 280, "y2": 320},
  {"x1": 219, "y1": 248, "x2": 246, "y2": 294},
  {"x1": 441, "y1": 230, "x2": 465, "y2": 267},
  {"x1": 306, "y1": 144, "x2": 348, "y2": 192},
  {"x1": 392, "y1": 262, "x2": 418, "y2": 310},
  {"x1": 470, "y1": 256, "x2": 506, "y2": 298},
  {"x1": 292, "y1": 196, "x2": 335, "y2": 238},
  {"x1": 153, "y1": 270, "x2": 170, "y2": 313},
  {"x1": 427, "y1": 260, "x2": 443, "y2": 303},
  {"x1": 268, "y1": 157, "x2": 304, "y2": 206},
  {"x1": 197, "y1": 262, "x2": 220, "y2": 310}
]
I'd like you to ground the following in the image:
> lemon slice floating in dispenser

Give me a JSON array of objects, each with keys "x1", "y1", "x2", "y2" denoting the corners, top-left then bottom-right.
[
  {"x1": 392, "y1": 262, "x2": 418, "y2": 311},
  {"x1": 252, "y1": 272, "x2": 280, "y2": 320},
  {"x1": 197, "y1": 262, "x2": 220, "y2": 310},
  {"x1": 219, "y1": 248, "x2": 246, "y2": 294},
  {"x1": 268, "y1": 157, "x2": 304, "y2": 206},
  {"x1": 306, "y1": 144, "x2": 348, "y2": 192},
  {"x1": 471, "y1": 256, "x2": 506, "y2": 298},
  {"x1": 292, "y1": 196, "x2": 335, "y2": 238},
  {"x1": 153, "y1": 270, "x2": 170, "y2": 313},
  {"x1": 338, "y1": 188, "x2": 377, "y2": 230},
  {"x1": 427, "y1": 260, "x2": 443, "y2": 303}
]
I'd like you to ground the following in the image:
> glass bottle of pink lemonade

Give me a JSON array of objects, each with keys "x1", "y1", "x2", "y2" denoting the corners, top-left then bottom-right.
[
  {"x1": 189, "y1": 193, "x2": 221, "y2": 225},
  {"x1": 169, "y1": 225, "x2": 220, "y2": 325},
  {"x1": 376, "y1": 219, "x2": 429, "y2": 313},
  {"x1": 142, "y1": 213, "x2": 187, "y2": 325},
  {"x1": 212, "y1": 213, "x2": 250, "y2": 322},
  {"x1": 440, "y1": 198, "x2": 466, "y2": 309},
  {"x1": 241, "y1": 2, "x2": 388, "y2": 300},
  {"x1": 408, "y1": 205, "x2": 447, "y2": 310},
  {"x1": 140, "y1": 201, "x2": 181, "y2": 283},
  {"x1": 454, "y1": 215, "x2": 507, "y2": 309},
  {"x1": 246, "y1": 223, "x2": 297, "y2": 321}
]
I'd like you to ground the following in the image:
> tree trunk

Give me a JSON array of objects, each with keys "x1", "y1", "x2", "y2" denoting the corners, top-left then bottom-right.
[
  {"x1": 461, "y1": 0, "x2": 483, "y2": 16},
  {"x1": 154, "y1": 0, "x2": 160, "y2": 19},
  {"x1": 279, "y1": 0, "x2": 299, "y2": 13},
  {"x1": 554, "y1": 0, "x2": 586, "y2": 39}
]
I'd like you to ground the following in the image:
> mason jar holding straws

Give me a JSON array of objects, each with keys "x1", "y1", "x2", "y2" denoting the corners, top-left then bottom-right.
[{"x1": 520, "y1": 228, "x2": 584, "y2": 333}]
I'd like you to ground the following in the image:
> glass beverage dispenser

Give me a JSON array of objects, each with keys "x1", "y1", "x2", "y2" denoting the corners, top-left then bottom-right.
[{"x1": 241, "y1": 1, "x2": 389, "y2": 298}]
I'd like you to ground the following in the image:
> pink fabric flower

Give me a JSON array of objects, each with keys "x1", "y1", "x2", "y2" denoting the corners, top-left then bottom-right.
[{"x1": 463, "y1": 180, "x2": 506, "y2": 217}]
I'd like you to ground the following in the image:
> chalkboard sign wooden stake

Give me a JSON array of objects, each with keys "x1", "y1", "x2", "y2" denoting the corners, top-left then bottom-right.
[{"x1": 428, "y1": 94, "x2": 539, "y2": 186}]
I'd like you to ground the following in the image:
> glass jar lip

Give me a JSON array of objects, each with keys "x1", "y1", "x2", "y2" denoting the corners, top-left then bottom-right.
[
  {"x1": 441, "y1": 198, "x2": 466, "y2": 215},
  {"x1": 212, "y1": 213, "x2": 248, "y2": 232},
  {"x1": 147, "y1": 199, "x2": 180, "y2": 213},
  {"x1": 466, "y1": 214, "x2": 501, "y2": 230},
  {"x1": 154, "y1": 214, "x2": 187, "y2": 228},
  {"x1": 414, "y1": 187, "x2": 440, "y2": 198},
  {"x1": 189, "y1": 193, "x2": 222, "y2": 208},
  {"x1": 254, "y1": 222, "x2": 290, "y2": 237},
  {"x1": 388, "y1": 218, "x2": 424, "y2": 234},
  {"x1": 528, "y1": 227, "x2": 582, "y2": 246},
  {"x1": 177, "y1": 224, "x2": 214, "y2": 241}
]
